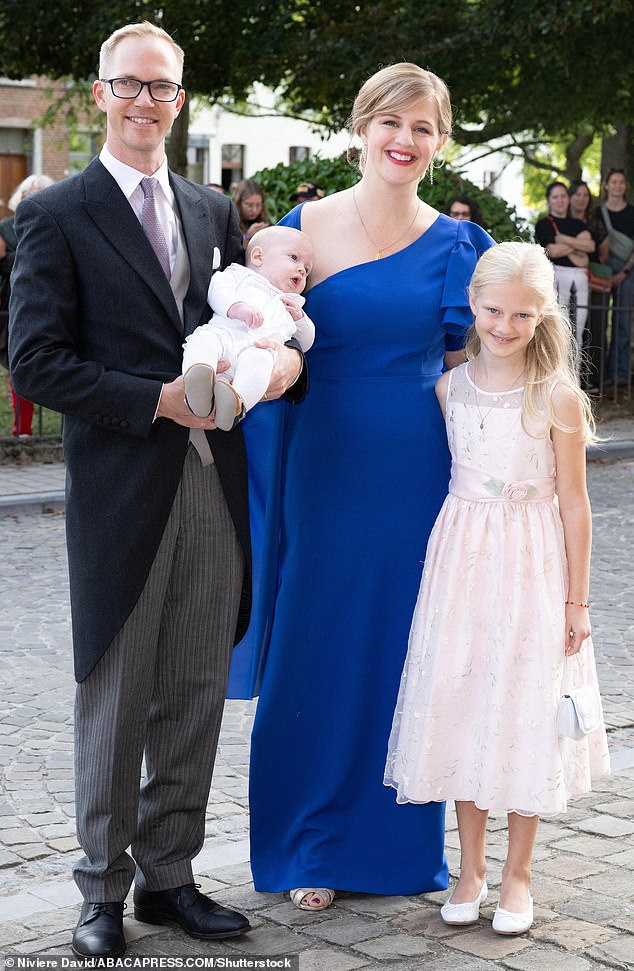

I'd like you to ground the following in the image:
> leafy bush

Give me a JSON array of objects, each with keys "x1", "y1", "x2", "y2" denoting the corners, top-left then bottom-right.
[{"x1": 252, "y1": 154, "x2": 530, "y2": 242}]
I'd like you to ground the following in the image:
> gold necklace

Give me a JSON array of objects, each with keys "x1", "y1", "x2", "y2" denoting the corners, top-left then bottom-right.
[
  {"x1": 471, "y1": 362, "x2": 525, "y2": 430},
  {"x1": 352, "y1": 187, "x2": 420, "y2": 260}
]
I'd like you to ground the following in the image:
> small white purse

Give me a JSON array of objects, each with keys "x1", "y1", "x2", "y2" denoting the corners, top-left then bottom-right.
[{"x1": 557, "y1": 684, "x2": 602, "y2": 740}]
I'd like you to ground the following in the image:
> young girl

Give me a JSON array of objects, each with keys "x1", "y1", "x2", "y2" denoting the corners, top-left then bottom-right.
[{"x1": 384, "y1": 242, "x2": 610, "y2": 935}]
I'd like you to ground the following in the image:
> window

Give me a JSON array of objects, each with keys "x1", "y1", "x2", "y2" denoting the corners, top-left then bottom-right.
[
  {"x1": 289, "y1": 146, "x2": 311, "y2": 163},
  {"x1": 222, "y1": 143, "x2": 244, "y2": 188},
  {"x1": 0, "y1": 129, "x2": 28, "y2": 153},
  {"x1": 187, "y1": 143, "x2": 209, "y2": 186}
]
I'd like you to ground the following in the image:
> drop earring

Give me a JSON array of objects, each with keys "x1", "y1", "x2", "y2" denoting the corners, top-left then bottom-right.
[{"x1": 428, "y1": 160, "x2": 434, "y2": 184}]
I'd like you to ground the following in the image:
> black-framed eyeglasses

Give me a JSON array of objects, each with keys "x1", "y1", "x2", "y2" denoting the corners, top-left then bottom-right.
[{"x1": 100, "y1": 77, "x2": 183, "y2": 102}]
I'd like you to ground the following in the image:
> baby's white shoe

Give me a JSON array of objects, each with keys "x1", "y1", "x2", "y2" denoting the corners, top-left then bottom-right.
[
  {"x1": 184, "y1": 364, "x2": 214, "y2": 417},
  {"x1": 214, "y1": 379, "x2": 245, "y2": 432}
]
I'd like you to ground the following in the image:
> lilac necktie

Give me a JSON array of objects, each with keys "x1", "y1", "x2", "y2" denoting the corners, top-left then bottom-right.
[{"x1": 140, "y1": 177, "x2": 171, "y2": 279}]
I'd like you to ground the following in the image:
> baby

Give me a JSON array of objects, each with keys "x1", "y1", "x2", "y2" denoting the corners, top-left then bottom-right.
[{"x1": 183, "y1": 225, "x2": 315, "y2": 430}]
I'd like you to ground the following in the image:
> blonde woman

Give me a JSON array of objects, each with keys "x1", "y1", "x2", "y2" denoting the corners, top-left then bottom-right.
[{"x1": 247, "y1": 63, "x2": 493, "y2": 910}]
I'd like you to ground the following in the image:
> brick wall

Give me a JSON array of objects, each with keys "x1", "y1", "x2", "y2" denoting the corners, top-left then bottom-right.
[
  {"x1": 0, "y1": 78, "x2": 70, "y2": 182},
  {"x1": 0, "y1": 76, "x2": 103, "y2": 186}
]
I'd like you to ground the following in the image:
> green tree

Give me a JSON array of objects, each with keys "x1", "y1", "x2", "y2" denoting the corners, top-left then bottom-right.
[
  {"x1": 247, "y1": 0, "x2": 634, "y2": 180},
  {"x1": 1, "y1": 0, "x2": 633, "y2": 178},
  {"x1": 0, "y1": 0, "x2": 277, "y2": 171}
]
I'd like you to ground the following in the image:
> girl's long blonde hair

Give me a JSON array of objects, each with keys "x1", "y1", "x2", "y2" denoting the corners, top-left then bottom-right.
[{"x1": 466, "y1": 242, "x2": 596, "y2": 443}]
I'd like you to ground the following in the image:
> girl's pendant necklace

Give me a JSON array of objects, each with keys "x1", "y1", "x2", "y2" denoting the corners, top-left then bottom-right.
[
  {"x1": 353, "y1": 186, "x2": 420, "y2": 260},
  {"x1": 472, "y1": 362, "x2": 526, "y2": 430}
]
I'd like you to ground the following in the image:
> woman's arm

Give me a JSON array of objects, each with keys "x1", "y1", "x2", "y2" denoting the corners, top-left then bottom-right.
[
  {"x1": 545, "y1": 241, "x2": 575, "y2": 259},
  {"x1": 551, "y1": 384, "x2": 592, "y2": 656},
  {"x1": 555, "y1": 230, "x2": 595, "y2": 254},
  {"x1": 597, "y1": 236, "x2": 610, "y2": 263}
]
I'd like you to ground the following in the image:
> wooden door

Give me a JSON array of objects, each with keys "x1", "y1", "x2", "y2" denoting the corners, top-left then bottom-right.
[{"x1": 0, "y1": 154, "x2": 28, "y2": 218}]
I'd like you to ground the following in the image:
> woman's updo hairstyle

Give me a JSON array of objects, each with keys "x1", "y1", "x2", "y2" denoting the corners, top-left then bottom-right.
[
  {"x1": 349, "y1": 62, "x2": 452, "y2": 141},
  {"x1": 347, "y1": 63, "x2": 451, "y2": 172}
]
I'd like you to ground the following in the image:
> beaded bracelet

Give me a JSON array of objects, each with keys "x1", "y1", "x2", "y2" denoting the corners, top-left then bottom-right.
[{"x1": 565, "y1": 600, "x2": 589, "y2": 608}]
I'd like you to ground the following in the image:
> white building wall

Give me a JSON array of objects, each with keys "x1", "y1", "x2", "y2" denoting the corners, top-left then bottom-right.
[
  {"x1": 449, "y1": 144, "x2": 528, "y2": 218},
  {"x1": 189, "y1": 84, "x2": 349, "y2": 187}
]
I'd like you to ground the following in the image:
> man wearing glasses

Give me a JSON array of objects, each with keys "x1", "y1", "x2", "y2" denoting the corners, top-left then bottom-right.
[{"x1": 9, "y1": 21, "x2": 306, "y2": 959}]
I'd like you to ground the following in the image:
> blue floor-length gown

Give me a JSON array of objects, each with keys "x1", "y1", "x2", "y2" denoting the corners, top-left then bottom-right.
[{"x1": 248, "y1": 208, "x2": 493, "y2": 894}]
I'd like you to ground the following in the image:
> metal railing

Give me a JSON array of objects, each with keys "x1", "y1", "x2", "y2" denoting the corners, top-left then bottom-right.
[{"x1": 567, "y1": 282, "x2": 633, "y2": 400}]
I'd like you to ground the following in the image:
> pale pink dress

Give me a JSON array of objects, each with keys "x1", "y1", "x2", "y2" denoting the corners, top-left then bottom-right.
[{"x1": 384, "y1": 363, "x2": 610, "y2": 816}]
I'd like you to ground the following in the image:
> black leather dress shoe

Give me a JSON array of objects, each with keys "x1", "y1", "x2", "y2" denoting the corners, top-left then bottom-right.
[
  {"x1": 71, "y1": 901, "x2": 126, "y2": 958},
  {"x1": 134, "y1": 883, "x2": 250, "y2": 939}
]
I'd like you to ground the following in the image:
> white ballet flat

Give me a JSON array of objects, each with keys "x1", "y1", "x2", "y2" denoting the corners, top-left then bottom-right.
[
  {"x1": 440, "y1": 881, "x2": 488, "y2": 925},
  {"x1": 492, "y1": 893, "x2": 534, "y2": 935}
]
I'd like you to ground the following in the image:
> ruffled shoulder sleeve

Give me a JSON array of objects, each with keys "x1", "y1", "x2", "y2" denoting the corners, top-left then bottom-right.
[
  {"x1": 277, "y1": 204, "x2": 305, "y2": 230},
  {"x1": 441, "y1": 219, "x2": 495, "y2": 351}
]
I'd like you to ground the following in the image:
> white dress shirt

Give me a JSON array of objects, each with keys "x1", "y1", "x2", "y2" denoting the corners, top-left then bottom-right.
[{"x1": 99, "y1": 146, "x2": 179, "y2": 274}]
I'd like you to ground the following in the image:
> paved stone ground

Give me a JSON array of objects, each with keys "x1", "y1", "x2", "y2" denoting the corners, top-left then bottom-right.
[{"x1": 1, "y1": 456, "x2": 633, "y2": 970}]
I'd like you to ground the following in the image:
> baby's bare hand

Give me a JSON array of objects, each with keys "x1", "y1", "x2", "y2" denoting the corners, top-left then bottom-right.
[
  {"x1": 227, "y1": 301, "x2": 264, "y2": 327},
  {"x1": 280, "y1": 295, "x2": 304, "y2": 321}
]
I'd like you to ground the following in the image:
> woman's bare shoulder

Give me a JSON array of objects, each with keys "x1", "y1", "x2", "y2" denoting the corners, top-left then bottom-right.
[{"x1": 299, "y1": 190, "x2": 351, "y2": 231}]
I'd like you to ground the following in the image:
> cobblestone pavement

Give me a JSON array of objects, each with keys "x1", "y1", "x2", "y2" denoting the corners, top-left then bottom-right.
[{"x1": 1, "y1": 456, "x2": 633, "y2": 970}]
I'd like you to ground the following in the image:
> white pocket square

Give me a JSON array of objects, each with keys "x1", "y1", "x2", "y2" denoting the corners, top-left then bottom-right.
[{"x1": 212, "y1": 247, "x2": 221, "y2": 270}]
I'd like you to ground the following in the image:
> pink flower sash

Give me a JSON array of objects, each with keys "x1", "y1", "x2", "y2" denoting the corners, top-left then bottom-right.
[{"x1": 449, "y1": 462, "x2": 555, "y2": 502}]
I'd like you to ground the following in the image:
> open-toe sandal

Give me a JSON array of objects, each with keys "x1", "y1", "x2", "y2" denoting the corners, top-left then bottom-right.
[{"x1": 289, "y1": 888, "x2": 335, "y2": 911}]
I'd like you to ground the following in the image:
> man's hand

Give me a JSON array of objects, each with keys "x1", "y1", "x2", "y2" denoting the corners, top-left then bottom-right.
[
  {"x1": 157, "y1": 374, "x2": 225, "y2": 429},
  {"x1": 255, "y1": 340, "x2": 303, "y2": 400}
]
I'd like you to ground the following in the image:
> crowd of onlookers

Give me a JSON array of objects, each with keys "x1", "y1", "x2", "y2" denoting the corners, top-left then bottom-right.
[{"x1": 534, "y1": 172, "x2": 634, "y2": 390}]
